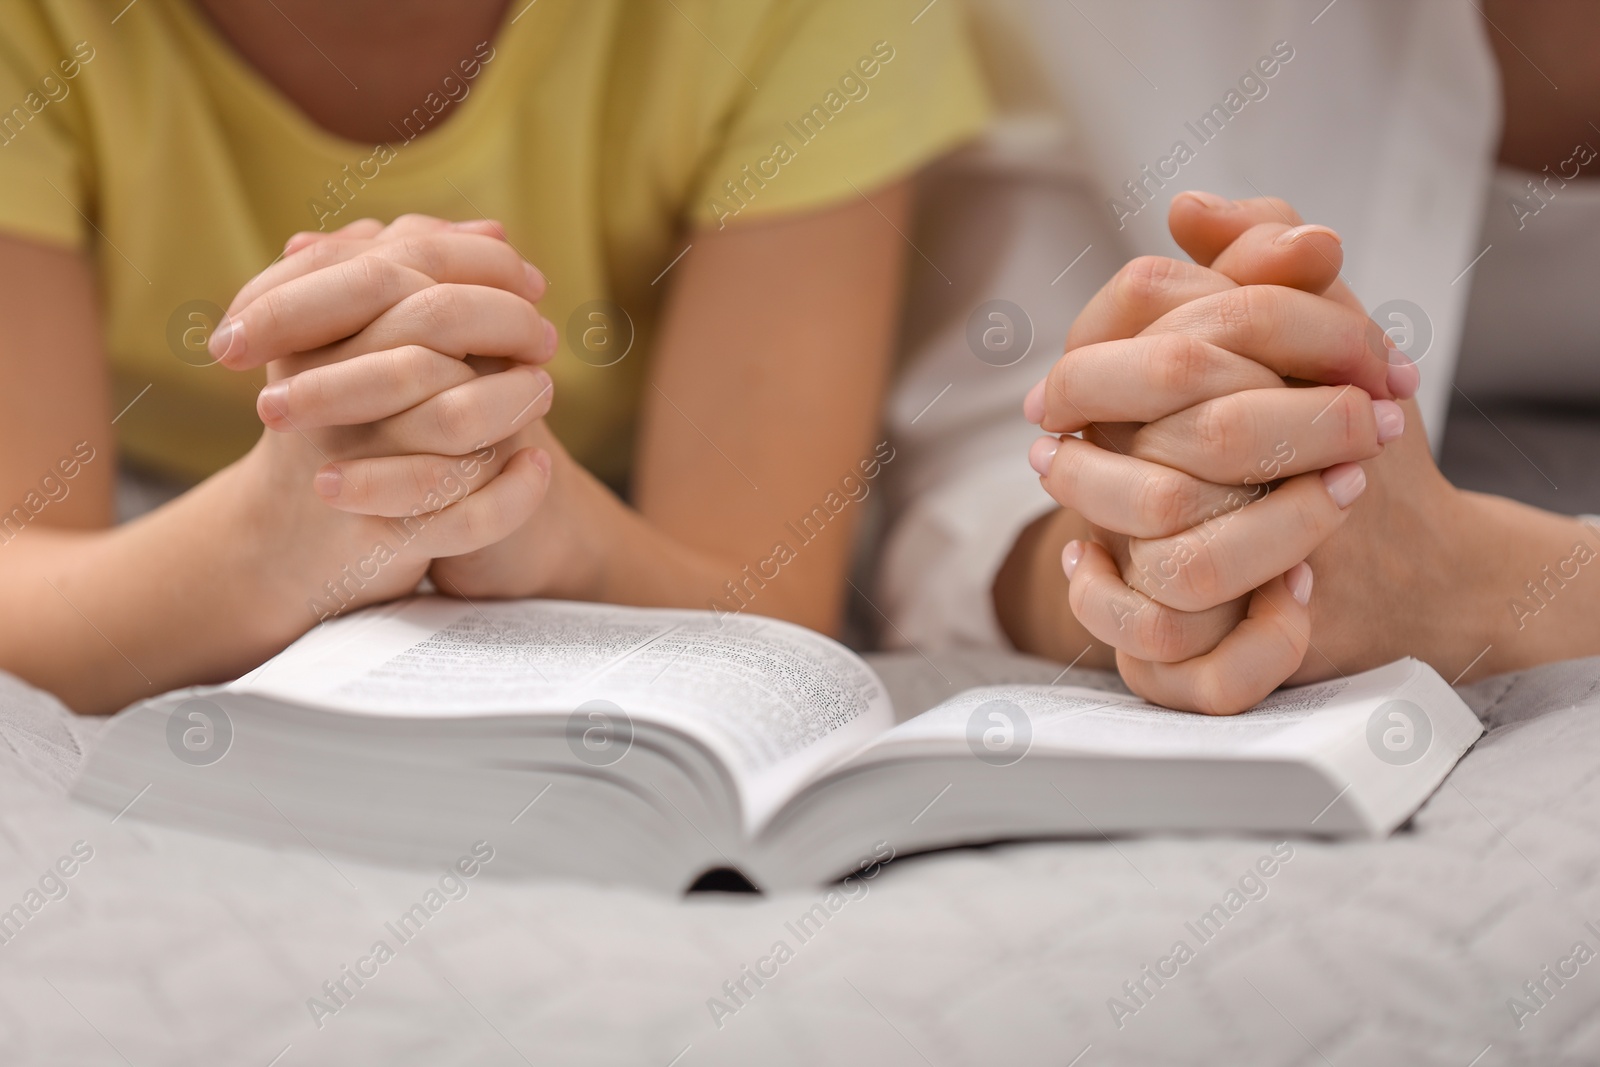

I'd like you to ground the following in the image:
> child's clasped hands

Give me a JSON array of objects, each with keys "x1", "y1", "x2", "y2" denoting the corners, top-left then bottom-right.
[{"x1": 209, "y1": 214, "x2": 567, "y2": 617}]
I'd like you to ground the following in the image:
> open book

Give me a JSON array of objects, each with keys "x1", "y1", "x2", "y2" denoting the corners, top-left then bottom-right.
[{"x1": 72, "y1": 598, "x2": 1483, "y2": 891}]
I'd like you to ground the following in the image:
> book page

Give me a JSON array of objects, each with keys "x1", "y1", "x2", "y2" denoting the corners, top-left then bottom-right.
[
  {"x1": 235, "y1": 598, "x2": 894, "y2": 830},
  {"x1": 863, "y1": 648, "x2": 1126, "y2": 723},
  {"x1": 854, "y1": 663, "x2": 1417, "y2": 764}
]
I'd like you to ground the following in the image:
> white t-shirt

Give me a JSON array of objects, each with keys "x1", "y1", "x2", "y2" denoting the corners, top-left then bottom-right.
[{"x1": 875, "y1": 0, "x2": 1503, "y2": 650}]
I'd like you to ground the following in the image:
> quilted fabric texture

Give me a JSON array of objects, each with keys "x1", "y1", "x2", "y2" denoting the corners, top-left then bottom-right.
[{"x1": 0, "y1": 654, "x2": 1597, "y2": 1066}]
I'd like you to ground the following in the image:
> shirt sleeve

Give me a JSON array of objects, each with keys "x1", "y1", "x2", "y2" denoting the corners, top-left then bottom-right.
[
  {"x1": 0, "y1": 6, "x2": 91, "y2": 247},
  {"x1": 686, "y1": 0, "x2": 989, "y2": 228},
  {"x1": 875, "y1": 148, "x2": 1125, "y2": 650}
]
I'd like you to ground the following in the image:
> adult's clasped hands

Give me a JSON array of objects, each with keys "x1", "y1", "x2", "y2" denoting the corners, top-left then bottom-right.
[{"x1": 1026, "y1": 192, "x2": 1470, "y2": 713}]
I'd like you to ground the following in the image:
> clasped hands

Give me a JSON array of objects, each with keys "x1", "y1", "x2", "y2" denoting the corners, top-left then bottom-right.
[
  {"x1": 212, "y1": 213, "x2": 582, "y2": 615},
  {"x1": 1027, "y1": 193, "x2": 1463, "y2": 713},
  {"x1": 217, "y1": 200, "x2": 1455, "y2": 713}
]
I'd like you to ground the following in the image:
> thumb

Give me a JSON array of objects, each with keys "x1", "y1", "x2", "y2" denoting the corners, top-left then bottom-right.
[{"x1": 1168, "y1": 191, "x2": 1305, "y2": 266}]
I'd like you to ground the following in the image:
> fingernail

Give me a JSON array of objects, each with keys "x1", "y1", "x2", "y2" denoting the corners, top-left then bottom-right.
[
  {"x1": 1062, "y1": 540, "x2": 1084, "y2": 580},
  {"x1": 1287, "y1": 561, "x2": 1313, "y2": 605},
  {"x1": 1023, "y1": 380, "x2": 1046, "y2": 424},
  {"x1": 208, "y1": 317, "x2": 245, "y2": 363},
  {"x1": 1273, "y1": 224, "x2": 1341, "y2": 247},
  {"x1": 1176, "y1": 190, "x2": 1231, "y2": 210},
  {"x1": 314, "y1": 467, "x2": 342, "y2": 498},
  {"x1": 1371, "y1": 399, "x2": 1405, "y2": 443},
  {"x1": 543, "y1": 318, "x2": 558, "y2": 357},
  {"x1": 1321, "y1": 462, "x2": 1367, "y2": 508},
  {"x1": 1029, "y1": 435, "x2": 1060, "y2": 476},
  {"x1": 532, "y1": 449, "x2": 552, "y2": 478},
  {"x1": 1384, "y1": 338, "x2": 1421, "y2": 399},
  {"x1": 257, "y1": 381, "x2": 290, "y2": 423},
  {"x1": 524, "y1": 262, "x2": 546, "y2": 295}
]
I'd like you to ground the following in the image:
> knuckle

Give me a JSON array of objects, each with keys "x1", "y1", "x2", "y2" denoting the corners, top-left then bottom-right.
[
  {"x1": 1137, "y1": 602, "x2": 1189, "y2": 662},
  {"x1": 1208, "y1": 287, "x2": 1255, "y2": 340},
  {"x1": 404, "y1": 456, "x2": 444, "y2": 506},
  {"x1": 1148, "y1": 333, "x2": 1210, "y2": 398},
  {"x1": 455, "y1": 499, "x2": 492, "y2": 546},
  {"x1": 254, "y1": 286, "x2": 293, "y2": 342},
  {"x1": 291, "y1": 369, "x2": 332, "y2": 417},
  {"x1": 1288, "y1": 480, "x2": 1333, "y2": 535},
  {"x1": 393, "y1": 235, "x2": 447, "y2": 280},
  {"x1": 1202, "y1": 393, "x2": 1269, "y2": 476},
  {"x1": 1189, "y1": 669, "x2": 1246, "y2": 715},
  {"x1": 386, "y1": 344, "x2": 431, "y2": 380},
  {"x1": 1114, "y1": 255, "x2": 1182, "y2": 311},
  {"x1": 1167, "y1": 536, "x2": 1223, "y2": 610},
  {"x1": 1131, "y1": 469, "x2": 1192, "y2": 536},
  {"x1": 346, "y1": 253, "x2": 404, "y2": 306},
  {"x1": 304, "y1": 238, "x2": 351, "y2": 271},
  {"x1": 429, "y1": 390, "x2": 477, "y2": 451},
  {"x1": 1328, "y1": 311, "x2": 1378, "y2": 382},
  {"x1": 1191, "y1": 394, "x2": 1241, "y2": 457},
  {"x1": 459, "y1": 490, "x2": 517, "y2": 546},
  {"x1": 406, "y1": 284, "x2": 460, "y2": 336},
  {"x1": 1214, "y1": 285, "x2": 1283, "y2": 348},
  {"x1": 1101, "y1": 583, "x2": 1146, "y2": 638},
  {"x1": 401, "y1": 344, "x2": 460, "y2": 385},
  {"x1": 1332, "y1": 388, "x2": 1378, "y2": 455},
  {"x1": 349, "y1": 251, "x2": 389, "y2": 288},
  {"x1": 389, "y1": 213, "x2": 434, "y2": 233}
]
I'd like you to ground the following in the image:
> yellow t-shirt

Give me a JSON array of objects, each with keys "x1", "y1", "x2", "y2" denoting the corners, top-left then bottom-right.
[{"x1": 0, "y1": 0, "x2": 988, "y2": 485}]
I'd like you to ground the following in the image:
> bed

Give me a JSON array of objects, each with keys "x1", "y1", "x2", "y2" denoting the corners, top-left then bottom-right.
[{"x1": 1, "y1": 645, "x2": 1596, "y2": 1067}]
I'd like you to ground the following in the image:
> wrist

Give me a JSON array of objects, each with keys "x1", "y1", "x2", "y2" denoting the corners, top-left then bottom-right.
[
  {"x1": 994, "y1": 507, "x2": 1113, "y2": 667},
  {"x1": 543, "y1": 453, "x2": 724, "y2": 609},
  {"x1": 528, "y1": 432, "x2": 613, "y2": 601},
  {"x1": 222, "y1": 439, "x2": 413, "y2": 636},
  {"x1": 214, "y1": 444, "x2": 338, "y2": 636},
  {"x1": 516, "y1": 428, "x2": 763, "y2": 616},
  {"x1": 1416, "y1": 487, "x2": 1503, "y2": 678},
  {"x1": 427, "y1": 424, "x2": 618, "y2": 603}
]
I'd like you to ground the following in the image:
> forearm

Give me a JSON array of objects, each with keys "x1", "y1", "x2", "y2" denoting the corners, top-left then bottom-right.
[
  {"x1": 540, "y1": 445, "x2": 858, "y2": 633},
  {"x1": 993, "y1": 507, "x2": 1114, "y2": 668},
  {"x1": 0, "y1": 459, "x2": 321, "y2": 713},
  {"x1": 1457, "y1": 491, "x2": 1600, "y2": 681}
]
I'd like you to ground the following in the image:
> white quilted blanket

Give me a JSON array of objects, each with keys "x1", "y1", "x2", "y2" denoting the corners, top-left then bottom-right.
[{"x1": 0, "y1": 652, "x2": 1596, "y2": 1067}]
